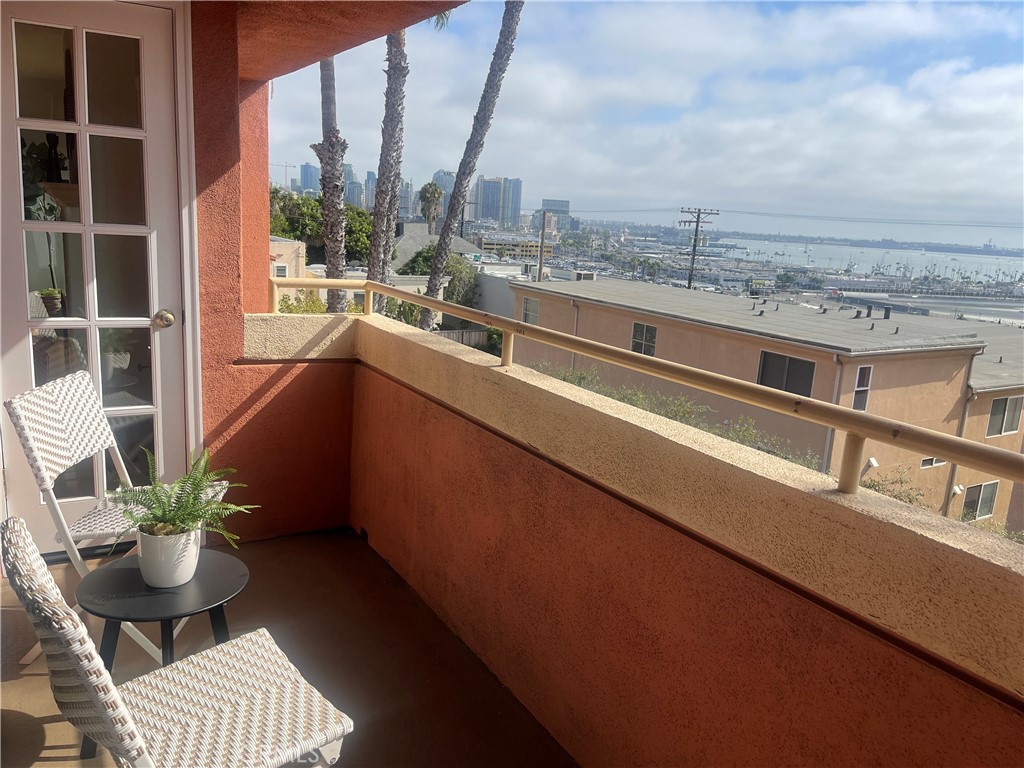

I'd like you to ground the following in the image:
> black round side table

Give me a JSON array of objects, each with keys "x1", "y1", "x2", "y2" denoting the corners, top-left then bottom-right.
[
  {"x1": 76, "y1": 549, "x2": 249, "y2": 669},
  {"x1": 75, "y1": 549, "x2": 249, "y2": 760}
]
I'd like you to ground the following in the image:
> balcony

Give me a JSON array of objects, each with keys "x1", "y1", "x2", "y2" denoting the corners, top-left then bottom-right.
[{"x1": 4, "y1": 294, "x2": 1023, "y2": 766}]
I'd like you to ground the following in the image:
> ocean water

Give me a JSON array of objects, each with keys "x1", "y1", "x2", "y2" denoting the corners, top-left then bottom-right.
[{"x1": 731, "y1": 238, "x2": 1024, "y2": 282}]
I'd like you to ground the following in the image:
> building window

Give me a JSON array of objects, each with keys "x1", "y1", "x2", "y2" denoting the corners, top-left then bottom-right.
[
  {"x1": 853, "y1": 365, "x2": 872, "y2": 411},
  {"x1": 961, "y1": 481, "x2": 998, "y2": 522},
  {"x1": 986, "y1": 396, "x2": 1022, "y2": 437},
  {"x1": 920, "y1": 457, "x2": 946, "y2": 469},
  {"x1": 631, "y1": 322, "x2": 657, "y2": 356},
  {"x1": 757, "y1": 351, "x2": 815, "y2": 397},
  {"x1": 522, "y1": 296, "x2": 539, "y2": 325},
  {"x1": 273, "y1": 263, "x2": 288, "y2": 278}
]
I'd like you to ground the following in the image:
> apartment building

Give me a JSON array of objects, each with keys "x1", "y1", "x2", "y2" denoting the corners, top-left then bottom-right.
[{"x1": 508, "y1": 280, "x2": 1023, "y2": 528}]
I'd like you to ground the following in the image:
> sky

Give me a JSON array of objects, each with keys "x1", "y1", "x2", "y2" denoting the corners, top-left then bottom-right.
[{"x1": 267, "y1": 1, "x2": 1024, "y2": 247}]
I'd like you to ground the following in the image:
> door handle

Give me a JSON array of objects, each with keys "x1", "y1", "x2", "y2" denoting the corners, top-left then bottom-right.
[{"x1": 153, "y1": 309, "x2": 175, "y2": 328}]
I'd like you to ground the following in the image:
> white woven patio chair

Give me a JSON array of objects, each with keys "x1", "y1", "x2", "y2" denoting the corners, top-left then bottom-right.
[
  {"x1": 4, "y1": 370, "x2": 192, "y2": 664},
  {"x1": 2, "y1": 516, "x2": 353, "y2": 768}
]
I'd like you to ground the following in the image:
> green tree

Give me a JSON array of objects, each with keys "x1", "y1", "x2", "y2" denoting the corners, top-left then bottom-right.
[
  {"x1": 418, "y1": 181, "x2": 443, "y2": 234},
  {"x1": 398, "y1": 244, "x2": 477, "y2": 308},
  {"x1": 421, "y1": 1, "x2": 524, "y2": 328},
  {"x1": 345, "y1": 206, "x2": 372, "y2": 266},
  {"x1": 269, "y1": 187, "x2": 322, "y2": 247}
]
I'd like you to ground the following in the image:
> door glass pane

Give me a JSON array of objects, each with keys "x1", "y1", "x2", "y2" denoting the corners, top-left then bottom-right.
[
  {"x1": 106, "y1": 415, "x2": 155, "y2": 490},
  {"x1": 21, "y1": 129, "x2": 80, "y2": 222},
  {"x1": 100, "y1": 328, "x2": 152, "y2": 407},
  {"x1": 86, "y1": 33, "x2": 142, "y2": 129},
  {"x1": 15, "y1": 23, "x2": 75, "y2": 122},
  {"x1": 89, "y1": 135, "x2": 145, "y2": 225},
  {"x1": 26, "y1": 231, "x2": 86, "y2": 319},
  {"x1": 31, "y1": 328, "x2": 87, "y2": 387},
  {"x1": 95, "y1": 235, "x2": 149, "y2": 317},
  {"x1": 54, "y1": 456, "x2": 95, "y2": 500}
]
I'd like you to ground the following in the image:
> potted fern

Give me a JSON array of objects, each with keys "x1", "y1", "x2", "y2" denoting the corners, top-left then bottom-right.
[{"x1": 114, "y1": 449, "x2": 257, "y2": 588}]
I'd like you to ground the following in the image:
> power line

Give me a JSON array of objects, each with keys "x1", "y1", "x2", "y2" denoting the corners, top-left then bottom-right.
[{"x1": 561, "y1": 206, "x2": 1023, "y2": 229}]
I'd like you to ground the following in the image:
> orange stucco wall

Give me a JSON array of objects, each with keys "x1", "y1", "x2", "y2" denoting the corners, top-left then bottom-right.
[
  {"x1": 191, "y1": 4, "x2": 351, "y2": 542},
  {"x1": 349, "y1": 366, "x2": 1023, "y2": 767}
]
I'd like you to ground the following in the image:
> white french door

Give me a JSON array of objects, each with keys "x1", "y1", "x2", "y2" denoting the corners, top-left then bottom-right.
[{"x1": 1, "y1": 2, "x2": 186, "y2": 553}]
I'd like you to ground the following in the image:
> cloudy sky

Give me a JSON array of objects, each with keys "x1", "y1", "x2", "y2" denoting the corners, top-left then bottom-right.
[{"x1": 268, "y1": 1, "x2": 1023, "y2": 246}]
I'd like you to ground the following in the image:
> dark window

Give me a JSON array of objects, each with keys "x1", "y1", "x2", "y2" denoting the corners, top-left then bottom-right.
[
  {"x1": 758, "y1": 351, "x2": 814, "y2": 397},
  {"x1": 522, "y1": 297, "x2": 539, "y2": 325},
  {"x1": 631, "y1": 322, "x2": 656, "y2": 356},
  {"x1": 853, "y1": 365, "x2": 872, "y2": 411},
  {"x1": 987, "y1": 396, "x2": 1023, "y2": 437},
  {"x1": 961, "y1": 481, "x2": 998, "y2": 521}
]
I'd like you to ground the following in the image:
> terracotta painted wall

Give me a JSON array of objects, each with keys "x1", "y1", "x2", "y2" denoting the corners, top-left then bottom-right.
[
  {"x1": 349, "y1": 367, "x2": 1022, "y2": 766},
  {"x1": 190, "y1": 4, "x2": 351, "y2": 542}
]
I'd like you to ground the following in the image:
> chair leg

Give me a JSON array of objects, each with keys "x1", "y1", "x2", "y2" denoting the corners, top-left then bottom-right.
[
  {"x1": 313, "y1": 737, "x2": 345, "y2": 767},
  {"x1": 171, "y1": 615, "x2": 190, "y2": 639}
]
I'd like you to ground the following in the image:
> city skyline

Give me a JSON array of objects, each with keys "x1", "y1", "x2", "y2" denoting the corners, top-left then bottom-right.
[{"x1": 268, "y1": 1, "x2": 1023, "y2": 248}]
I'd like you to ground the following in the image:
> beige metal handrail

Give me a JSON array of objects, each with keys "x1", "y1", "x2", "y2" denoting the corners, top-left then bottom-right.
[{"x1": 269, "y1": 277, "x2": 1024, "y2": 493}]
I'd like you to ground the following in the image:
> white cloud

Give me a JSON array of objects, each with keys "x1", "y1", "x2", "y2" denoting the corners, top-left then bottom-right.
[{"x1": 269, "y1": 2, "x2": 1024, "y2": 243}]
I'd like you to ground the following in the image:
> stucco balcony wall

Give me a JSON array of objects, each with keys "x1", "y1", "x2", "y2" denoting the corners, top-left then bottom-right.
[{"x1": 244, "y1": 313, "x2": 1024, "y2": 766}]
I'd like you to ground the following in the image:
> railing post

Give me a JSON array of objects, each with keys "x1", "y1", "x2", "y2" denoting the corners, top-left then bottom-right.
[
  {"x1": 364, "y1": 289, "x2": 374, "y2": 315},
  {"x1": 838, "y1": 433, "x2": 866, "y2": 493},
  {"x1": 269, "y1": 280, "x2": 280, "y2": 314},
  {"x1": 501, "y1": 330, "x2": 515, "y2": 367}
]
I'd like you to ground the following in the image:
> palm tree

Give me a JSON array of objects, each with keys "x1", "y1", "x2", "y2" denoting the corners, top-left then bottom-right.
[
  {"x1": 418, "y1": 181, "x2": 443, "y2": 235},
  {"x1": 419, "y1": 1, "x2": 524, "y2": 329},
  {"x1": 311, "y1": 57, "x2": 348, "y2": 313},
  {"x1": 367, "y1": 31, "x2": 407, "y2": 303},
  {"x1": 368, "y1": 13, "x2": 450, "y2": 310}
]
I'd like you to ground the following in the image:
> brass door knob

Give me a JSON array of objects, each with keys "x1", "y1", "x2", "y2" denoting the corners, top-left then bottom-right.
[{"x1": 153, "y1": 309, "x2": 175, "y2": 328}]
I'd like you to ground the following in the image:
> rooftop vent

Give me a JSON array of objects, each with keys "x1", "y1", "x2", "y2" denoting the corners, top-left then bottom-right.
[
  {"x1": 854, "y1": 310, "x2": 862, "y2": 319},
  {"x1": 757, "y1": 309, "x2": 765, "y2": 316},
  {"x1": 894, "y1": 326, "x2": 900, "y2": 334},
  {"x1": 751, "y1": 302, "x2": 757, "y2": 310},
  {"x1": 820, "y1": 308, "x2": 828, "y2": 314},
  {"x1": 869, "y1": 322, "x2": 875, "y2": 330},
  {"x1": 866, "y1": 305, "x2": 873, "y2": 317},
  {"x1": 775, "y1": 303, "x2": 780, "y2": 311},
  {"x1": 883, "y1": 306, "x2": 892, "y2": 320},
  {"x1": 761, "y1": 298, "x2": 768, "y2": 305},
  {"x1": 999, "y1": 355, "x2": 1004, "y2": 363}
]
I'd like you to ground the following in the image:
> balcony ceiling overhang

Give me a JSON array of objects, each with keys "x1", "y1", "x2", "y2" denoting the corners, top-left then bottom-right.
[{"x1": 237, "y1": 1, "x2": 465, "y2": 82}]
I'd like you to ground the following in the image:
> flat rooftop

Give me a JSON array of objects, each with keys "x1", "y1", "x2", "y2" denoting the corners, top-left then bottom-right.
[{"x1": 514, "y1": 280, "x2": 1024, "y2": 389}]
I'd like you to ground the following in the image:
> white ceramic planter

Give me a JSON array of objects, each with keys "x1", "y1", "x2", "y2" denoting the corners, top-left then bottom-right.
[{"x1": 137, "y1": 529, "x2": 201, "y2": 588}]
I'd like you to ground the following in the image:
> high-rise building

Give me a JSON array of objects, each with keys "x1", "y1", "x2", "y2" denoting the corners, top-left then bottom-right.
[
  {"x1": 342, "y1": 163, "x2": 357, "y2": 187},
  {"x1": 300, "y1": 162, "x2": 320, "y2": 193},
  {"x1": 398, "y1": 179, "x2": 414, "y2": 219},
  {"x1": 539, "y1": 199, "x2": 572, "y2": 233},
  {"x1": 344, "y1": 181, "x2": 364, "y2": 209},
  {"x1": 365, "y1": 172, "x2": 377, "y2": 210},
  {"x1": 475, "y1": 177, "x2": 503, "y2": 222},
  {"x1": 289, "y1": 178, "x2": 302, "y2": 194},
  {"x1": 541, "y1": 199, "x2": 570, "y2": 215},
  {"x1": 500, "y1": 178, "x2": 522, "y2": 230},
  {"x1": 432, "y1": 169, "x2": 455, "y2": 222}
]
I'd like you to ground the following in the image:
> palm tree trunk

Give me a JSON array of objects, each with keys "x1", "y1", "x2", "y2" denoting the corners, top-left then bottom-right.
[
  {"x1": 368, "y1": 30, "x2": 408, "y2": 311},
  {"x1": 311, "y1": 57, "x2": 348, "y2": 312},
  {"x1": 420, "y1": 1, "x2": 524, "y2": 329}
]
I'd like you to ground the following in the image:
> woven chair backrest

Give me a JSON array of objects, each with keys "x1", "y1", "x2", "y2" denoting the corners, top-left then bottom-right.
[
  {"x1": 3, "y1": 371, "x2": 117, "y2": 492},
  {"x1": 1, "y1": 517, "x2": 150, "y2": 766}
]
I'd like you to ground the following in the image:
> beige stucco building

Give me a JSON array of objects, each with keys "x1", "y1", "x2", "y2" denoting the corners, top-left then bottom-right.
[{"x1": 509, "y1": 280, "x2": 1024, "y2": 528}]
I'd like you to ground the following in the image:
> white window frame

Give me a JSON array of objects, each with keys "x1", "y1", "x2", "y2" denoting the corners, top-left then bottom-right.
[
  {"x1": 986, "y1": 395, "x2": 1023, "y2": 438},
  {"x1": 961, "y1": 480, "x2": 999, "y2": 522},
  {"x1": 920, "y1": 457, "x2": 946, "y2": 469},
  {"x1": 853, "y1": 365, "x2": 872, "y2": 411},
  {"x1": 522, "y1": 296, "x2": 539, "y2": 325},
  {"x1": 631, "y1": 322, "x2": 657, "y2": 356}
]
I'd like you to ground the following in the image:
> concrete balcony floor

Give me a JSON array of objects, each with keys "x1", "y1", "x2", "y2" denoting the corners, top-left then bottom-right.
[{"x1": 1, "y1": 530, "x2": 576, "y2": 767}]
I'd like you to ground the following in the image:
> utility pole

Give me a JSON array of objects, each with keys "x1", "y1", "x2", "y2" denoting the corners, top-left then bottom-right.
[
  {"x1": 679, "y1": 207, "x2": 718, "y2": 289},
  {"x1": 536, "y1": 210, "x2": 548, "y2": 282}
]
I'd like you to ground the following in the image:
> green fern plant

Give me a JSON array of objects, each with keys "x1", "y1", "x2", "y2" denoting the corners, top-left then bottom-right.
[{"x1": 114, "y1": 449, "x2": 257, "y2": 547}]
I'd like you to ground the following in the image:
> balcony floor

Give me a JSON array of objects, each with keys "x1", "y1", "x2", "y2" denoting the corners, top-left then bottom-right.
[{"x1": 1, "y1": 530, "x2": 576, "y2": 767}]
